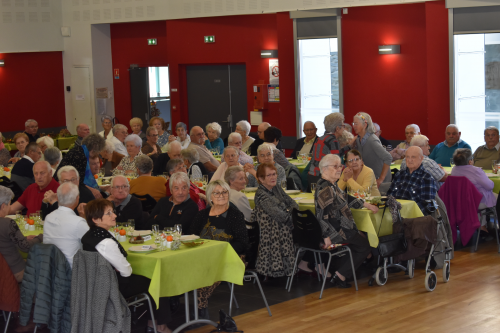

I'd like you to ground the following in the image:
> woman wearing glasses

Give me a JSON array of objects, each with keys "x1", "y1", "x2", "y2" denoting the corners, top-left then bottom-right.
[
  {"x1": 210, "y1": 146, "x2": 242, "y2": 182},
  {"x1": 315, "y1": 154, "x2": 378, "y2": 288},
  {"x1": 337, "y1": 150, "x2": 380, "y2": 197},
  {"x1": 252, "y1": 162, "x2": 298, "y2": 279},
  {"x1": 190, "y1": 180, "x2": 249, "y2": 321}
]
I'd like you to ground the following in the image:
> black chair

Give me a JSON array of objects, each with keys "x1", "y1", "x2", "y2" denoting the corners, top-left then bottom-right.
[
  {"x1": 286, "y1": 208, "x2": 358, "y2": 299},
  {"x1": 132, "y1": 193, "x2": 157, "y2": 213},
  {"x1": 0, "y1": 176, "x2": 23, "y2": 202}
]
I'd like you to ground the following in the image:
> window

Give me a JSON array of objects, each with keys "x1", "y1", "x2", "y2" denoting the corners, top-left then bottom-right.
[
  {"x1": 298, "y1": 38, "x2": 339, "y2": 135},
  {"x1": 148, "y1": 66, "x2": 170, "y2": 98}
]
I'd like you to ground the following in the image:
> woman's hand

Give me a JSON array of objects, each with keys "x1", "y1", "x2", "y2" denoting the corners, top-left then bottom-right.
[
  {"x1": 244, "y1": 163, "x2": 256, "y2": 177},
  {"x1": 363, "y1": 202, "x2": 379, "y2": 214},
  {"x1": 151, "y1": 145, "x2": 158, "y2": 154},
  {"x1": 343, "y1": 167, "x2": 353, "y2": 181},
  {"x1": 198, "y1": 193, "x2": 207, "y2": 202},
  {"x1": 323, "y1": 237, "x2": 332, "y2": 249},
  {"x1": 168, "y1": 135, "x2": 176, "y2": 143}
]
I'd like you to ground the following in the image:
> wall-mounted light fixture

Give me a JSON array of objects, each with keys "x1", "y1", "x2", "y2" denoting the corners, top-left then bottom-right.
[
  {"x1": 378, "y1": 45, "x2": 400, "y2": 54},
  {"x1": 261, "y1": 50, "x2": 278, "y2": 58},
  {"x1": 0, "y1": 59, "x2": 4, "y2": 67}
]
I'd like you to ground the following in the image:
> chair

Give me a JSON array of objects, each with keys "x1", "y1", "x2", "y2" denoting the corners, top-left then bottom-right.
[
  {"x1": 0, "y1": 254, "x2": 20, "y2": 333},
  {"x1": 0, "y1": 176, "x2": 23, "y2": 202},
  {"x1": 286, "y1": 208, "x2": 358, "y2": 299},
  {"x1": 126, "y1": 294, "x2": 158, "y2": 333},
  {"x1": 132, "y1": 193, "x2": 157, "y2": 213},
  {"x1": 476, "y1": 207, "x2": 500, "y2": 253},
  {"x1": 378, "y1": 182, "x2": 391, "y2": 196},
  {"x1": 228, "y1": 271, "x2": 272, "y2": 317}
]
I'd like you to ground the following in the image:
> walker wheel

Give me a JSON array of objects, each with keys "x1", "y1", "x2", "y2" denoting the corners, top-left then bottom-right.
[
  {"x1": 408, "y1": 259, "x2": 414, "y2": 279},
  {"x1": 425, "y1": 271, "x2": 437, "y2": 291},
  {"x1": 375, "y1": 266, "x2": 388, "y2": 286},
  {"x1": 442, "y1": 262, "x2": 450, "y2": 283}
]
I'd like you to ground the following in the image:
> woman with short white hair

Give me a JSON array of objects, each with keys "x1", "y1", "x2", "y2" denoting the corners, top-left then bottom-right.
[
  {"x1": 222, "y1": 132, "x2": 253, "y2": 165},
  {"x1": 210, "y1": 146, "x2": 242, "y2": 183},
  {"x1": 390, "y1": 124, "x2": 421, "y2": 163},
  {"x1": 165, "y1": 122, "x2": 191, "y2": 152},
  {"x1": 225, "y1": 166, "x2": 252, "y2": 221},
  {"x1": 245, "y1": 143, "x2": 286, "y2": 187},
  {"x1": 36, "y1": 136, "x2": 55, "y2": 161},
  {"x1": 204, "y1": 122, "x2": 224, "y2": 154},
  {"x1": 113, "y1": 134, "x2": 144, "y2": 175},
  {"x1": 236, "y1": 120, "x2": 254, "y2": 154},
  {"x1": 99, "y1": 115, "x2": 114, "y2": 140}
]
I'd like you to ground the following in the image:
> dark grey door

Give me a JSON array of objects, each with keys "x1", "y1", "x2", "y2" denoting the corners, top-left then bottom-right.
[
  {"x1": 129, "y1": 67, "x2": 150, "y2": 132},
  {"x1": 187, "y1": 65, "x2": 247, "y2": 141}
]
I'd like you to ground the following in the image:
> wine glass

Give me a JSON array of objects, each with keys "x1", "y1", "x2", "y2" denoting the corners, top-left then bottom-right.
[
  {"x1": 281, "y1": 180, "x2": 287, "y2": 191},
  {"x1": 493, "y1": 160, "x2": 498, "y2": 174},
  {"x1": 127, "y1": 219, "x2": 135, "y2": 236},
  {"x1": 174, "y1": 224, "x2": 182, "y2": 236},
  {"x1": 152, "y1": 224, "x2": 159, "y2": 237},
  {"x1": 311, "y1": 183, "x2": 316, "y2": 197},
  {"x1": 450, "y1": 158, "x2": 455, "y2": 168}
]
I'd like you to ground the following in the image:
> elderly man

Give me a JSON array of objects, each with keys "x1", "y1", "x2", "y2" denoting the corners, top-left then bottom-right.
[
  {"x1": 388, "y1": 146, "x2": 438, "y2": 214},
  {"x1": 188, "y1": 126, "x2": 220, "y2": 172},
  {"x1": 11, "y1": 142, "x2": 42, "y2": 190},
  {"x1": 390, "y1": 124, "x2": 420, "y2": 163},
  {"x1": 373, "y1": 123, "x2": 391, "y2": 149},
  {"x1": 74, "y1": 123, "x2": 90, "y2": 147},
  {"x1": 225, "y1": 132, "x2": 253, "y2": 165},
  {"x1": 473, "y1": 126, "x2": 500, "y2": 169},
  {"x1": 291, "y1": 121, "x2": 318, "y2": 159},
  {"x1": 108, "y1": 175, "x2": 143, "y2": 226},
  {"x1": 9, "y1": 161, "x2": 59, "y2": 216},
  {"x1": 24, "y1": 119, "x2": 40, "y2": 143},
  {"x1": 429, "y1": 124, "x2": 471, "y2": 167},
  {"x1": 153, "y1": 140, "x2": 182, "y2": 176},
  {"x1": 43, "y1": 182, "x2": 89, "y2": 268},
  {"x1": 41, "y1": 165, "x2": 95, "y2": 218},
  {"x1": 110, "y1": 124, "x2": 129, "y2": 156},
  {"x1": 129, "y1": 155, "x2": 167, "y2": 202},
  {"x1": 248, "y1": 122, "x2": 283, "y2": 156},
  {"x1": 400, "y1": 135, "x2": 447, "y2": 189}
]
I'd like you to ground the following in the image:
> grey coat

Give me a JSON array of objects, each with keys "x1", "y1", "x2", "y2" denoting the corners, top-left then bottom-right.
[
  {"x1": 20, "y1": 244, "x2": 72, "y2": 333},
  {"x1": 71, "y1": 250, "x2": 131, "y2": 333},
  {"x1": 355, "y1": 133, "x2": 392, "y2": 183}
]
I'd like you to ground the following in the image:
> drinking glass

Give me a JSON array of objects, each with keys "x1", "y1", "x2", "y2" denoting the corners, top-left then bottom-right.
[
  {"x1": 281, "y1": 180, "x2": 287, "y2": 191},
  {"x1": 450, "y1": 158, "x2": 455, "y2": 167},
  {"x1": 152, "y1": 224, "x2": 160, "y2": 237},
  {"x1": 127, "y1": 219, "x2": 135, "y2": 236},
  {"x1": 493, "y1": 160, "x2": 498, "y2": 174},
  {"x1": 98, "y1": 168, "x2": 105, "y2": 178},
  {"x1": 203, "y1": 175, "x2": 209, "y2": 186},
  {"x1": 174, "y1": 224, "x2": 182, "y2": 236},
  {"x1": 310, "y1": 183, "x2": 316, "y2": 196}
]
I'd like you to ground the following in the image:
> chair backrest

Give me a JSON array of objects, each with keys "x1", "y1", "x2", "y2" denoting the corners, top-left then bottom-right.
[
  {"x1": 285, "y1": 164, "x2": 303, "y2": 191},
  {"x1": 0, "y1": 176, "x2": 23, "y2": 202},
  {"x1": 0, "y1": 253, "x2": 20, "y2": 312},
  {"x1": 132, "y1": 193, "x2": 157, "y2": 212},
  {"x1": 378, "y1": 182, "x2": 391, "y2": 196},
  {"x1": 291, "y1": 208, "x2": 323, "y2": 249}
]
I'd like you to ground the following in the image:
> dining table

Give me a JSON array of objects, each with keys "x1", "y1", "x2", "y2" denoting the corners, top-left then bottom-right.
[
  {"x1": 55, "y1": 136, "x2": 77, "y2": 150},
  {"x1": 244, "y1": 190, "x2": 423, "y2": 248}
]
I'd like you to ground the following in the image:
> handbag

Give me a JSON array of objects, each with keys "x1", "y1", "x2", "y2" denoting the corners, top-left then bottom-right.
[{"x1": 376, "y1": 199, "x2": 407, "y2": 258}]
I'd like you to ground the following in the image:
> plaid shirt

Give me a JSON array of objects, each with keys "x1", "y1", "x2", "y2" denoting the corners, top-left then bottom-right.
[
  {"x1": 388, "y1": 164, "x2": 437, "y2": 214},
  {"x1": 309, "y1": 133, "x2": 350, "y2": 176},
  {"x1": 400, "y1": 156, "x2": 445, "y2": 190}
]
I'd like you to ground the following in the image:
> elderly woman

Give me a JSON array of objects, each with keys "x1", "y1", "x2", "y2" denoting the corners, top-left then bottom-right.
[
  {"x1": 99, "y1": 139, "x2": 124, "y2": 177},
  {"x1": 221, "y1": 132, "x2": 253, "y2": 165},
  {"x1": 166, "y1": 122, "x2": 191, "y2": 152},
  {"x1": 110, "y1": 124, "x2": 129, "y2": 156},
  {"x1": 108, "y1": 175, "x2": 143, "y2": 225},
  {"x1": 147, "y1": 172, "x2": 198, "y2": 232},
  {"x1": 165, "y1": 159, "x2": 207, "y2": 210},
  {"x1": 129, "y1": 155, "x2": 167, "y2": 202},
  {"x1": 225, "y1": 166, "x2": 252, "y2": 221},
  {"x1": 204, "y1": 122, "x2": 224, "y2": 153},
  {"x1": 130, "y1": 117, "x2": 146, "y2": 141},
  {"x1": 315, "y1": 154, "x2": 378, "y2": 288},
  {"x1": 236, "y1": 120, "x2": 254, "y2": 155},
  {"x1": 44, "y1": 147, "x2": 62, "y2": 176},
  {"x1": 0, "y1": 132, "x2": 10, "y2": 167},
  {"x1": 0, "y1": 187, "x2": 43, "y2": 283},
  {"x1": 142, "y1": 126, "x2": 162, "y2": 163},
  {"x1": 210, "y1": 146, "x2": 242, "y2": 182},
  {"x1": 390, "y1": 124, "x2": 420, "y2": 163},
  {"x1": 252, "y1": 163, "x2": 298, "y2": 278},
  {"x1": 451, "y1": 148, "x2": 496, "y2": 232},
  {"x1": 113, "y1": 134, "x2": 144, "y2": 175},
  {"x1": 338, "y1": 150, "x2": 381, "y2": 197},
  {"x1": 245, "y1": 143, "x2": 286, "y2": 188},
  {"x1": 191, "y1": 180, "x2": 249, "y2": 319},
  {"x1": 181, "y1": 148, "x2": 207, "y2": 179},
  {"x1": 8, "y1": 132, "x2": 29, "y2": 164},
  {"x1": 264, "y1": 126, "x2": 290, "y2": 169},
  {"x1": 55, "y1": 134, "x2": 106, "y2": 198},
  {"x1": 81, "y1": 199, "x2": 171, "y2": 333},
  {"x1": 149, "y1": 116, "x2": 169, "y2": 148},
  {"x1": 36, "y1": 136, "x2": 55, "y2": 161},
  {"x1": 99, "y1": 115, "x2": 114, "y2": 140},
  {"x1": 353, "y1": 112, "x2": 392, "y2": 186}
]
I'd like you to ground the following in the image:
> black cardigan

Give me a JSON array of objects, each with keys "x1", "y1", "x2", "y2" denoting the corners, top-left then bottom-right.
[
  {"x1": 290, "y1": 136, "x2": 318, "y2": 159},
  {"x1": 190, "y1": 205, "x2": 249, "y2": 255},
  {"x1": 114, "y1": 195, "x2": 143, "y2": 228},
  {"x1": 146, "y1": 196, "x2": 199, "y2": 232}
]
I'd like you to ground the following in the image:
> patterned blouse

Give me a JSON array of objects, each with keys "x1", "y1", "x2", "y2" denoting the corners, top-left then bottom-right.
[
  {"x1": 54, "y1": 145, "x2": 87, "y2": 185},
  {"x1": 315, "y1": 177, "x2": 364, "y2": 244},
  {"x1": 157, "y1": 131, "x2": 169, "y2": 148},
  {"x1": 0, "y1": 148, "x2": 10, "y2": 167},
  {"x1": 113, "y1": 151, "x2": 144, "y2": 175},
  {"x1": 253, "y1": 183, "x2": 298, "y2": 229}
]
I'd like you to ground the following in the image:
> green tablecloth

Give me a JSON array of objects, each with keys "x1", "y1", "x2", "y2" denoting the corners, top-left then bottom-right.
[
  {"x1": 288, "y1": 159, "x2": 308, "y2": 173},
  {"x1": 56, "y1": 136, "x2": 77, "y2": 150},
  {"x1": 5, "y1": 143, "x2": 16, "y2": 151},
  {"x1": 245, "y1": 191, "x2": 423, "y2": 247}
]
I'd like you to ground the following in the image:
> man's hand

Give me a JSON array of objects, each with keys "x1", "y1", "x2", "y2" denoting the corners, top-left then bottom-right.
[
  {"x1": 376, "y1": 178, "x2": 383, "y2": 187},
  {"x1": 26, "y1": 235, "x2": 36, "y2": 240},
  {"x1": 44, "y1": 190, "x2": 58, "y2": 205},
  {"x1": 8, "y1": 157, "x2": 20, "y2": 164},
  {"x1": 87, "y1": 186, "x2": 103, "y2": 199}
]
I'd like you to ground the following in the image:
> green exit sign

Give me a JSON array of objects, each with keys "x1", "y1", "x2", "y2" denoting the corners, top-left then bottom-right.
[
  {"x1": 147, "y1": 38, "x2": 157, "y2": 45},
  {"x1": 204, "y1": 36, "x2": 215, "y2": 43}
]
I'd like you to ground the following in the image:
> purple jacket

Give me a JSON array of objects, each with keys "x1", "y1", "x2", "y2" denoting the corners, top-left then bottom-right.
[{"x1": 450, "y1": 165, "x2": 496, "y2": 207}]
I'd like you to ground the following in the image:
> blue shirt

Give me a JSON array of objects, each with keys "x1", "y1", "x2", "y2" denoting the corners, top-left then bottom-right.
[
  {"x1": 429, "y1": 139, "x2": 471, "y2": 167},
  {"x1": 388, "y1": 164, "x2": 438, "y2": 215},
  {"x1": 204, "y1": 137, "x2": 224, "y2": 154}
]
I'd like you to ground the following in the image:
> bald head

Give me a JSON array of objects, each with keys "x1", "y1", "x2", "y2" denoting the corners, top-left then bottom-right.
[
  {"x1": 33, "y1": 161, "x2": 53, "y2": 189},
  {"x1": 303, "y1": 121, "x2": 317, "y2": 141},
  {"x1": 190, "y1": 126, "x2": 205, "y2": 145},
  {"x1": 257, "y1": 122, "x2": 271, "y2": 140},
  {"x1": 168, "y1": 141, "x2": 182, "y2": 159},
  {"x1": 405, "y1": 146, "x2": 424, "y2": 173},
  {"x1": 76, "y1": 123, "x2": 90, "y2": 138}
]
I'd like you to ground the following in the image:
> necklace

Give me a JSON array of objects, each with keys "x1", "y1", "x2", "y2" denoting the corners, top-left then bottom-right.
[{"x1": 211, "y1": 206, "x2": 227, "y2": 217}]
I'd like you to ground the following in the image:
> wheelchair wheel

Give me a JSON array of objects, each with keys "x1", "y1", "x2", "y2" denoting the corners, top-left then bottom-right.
[
  {"x1": 407, "y1": 259, "x2": 414, "y2": 279},
  {"x1": 425, "y1": 271, "x2": 437, "y2": 291},
  {"x1": 375, "y1": 266, "x2": 388, "y2": 286},
  {"x1": 442, "y1": 262, "x2": 450, "y2": 283}
]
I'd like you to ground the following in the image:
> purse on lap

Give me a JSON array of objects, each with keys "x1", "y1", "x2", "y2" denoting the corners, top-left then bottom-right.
[{"x1": 376, "y1": 197, "x2": 408, "y2": 258}]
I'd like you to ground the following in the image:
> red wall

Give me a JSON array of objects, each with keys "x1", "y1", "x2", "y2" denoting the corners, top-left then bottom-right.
[
  {"x1": 342, "y1": 1, "x2": 449, "y2": 144},
  {"x1": 0, "y1": 51, "x2": 65, "y2": 133}
]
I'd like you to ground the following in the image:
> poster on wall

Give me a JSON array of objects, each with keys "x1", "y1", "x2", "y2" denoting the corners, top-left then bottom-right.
[
  {"x1": 268, "y1": 85, "x2": 279, "y2": 102},
  {"x1": 269, "y1": 59, "x2": 279, "y2": 85}
]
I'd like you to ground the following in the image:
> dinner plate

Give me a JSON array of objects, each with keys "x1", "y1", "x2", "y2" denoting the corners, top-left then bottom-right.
[
  {"x1": 485, "y1": 173, "x2": 499, "y2": 177},
  {"x1": 6, "y1": 215, "x2": 16, "y2": 219},
  {"x1": 133, "y1": 230, "x2": 152, "y2": 236},
  {"x1": 285, "y1": 190, "x2": 301, "y2": 195},
  {"x1": 180, "y1": 235, "x2": 200, "y2": 242},
  {"x1": 291, "y1": 161, "x2": 305, "y2": 166},
  {"x1": 244, "y1": 187, "x2": 258, "y2": 192},
  {"x1": 286, "y1": 157, "x2": 292, "y2": 160},
  {"x1": 299, "y1": 199, "x2": 315, "y2": 204},
  {"x1": 129, "y1": 245, "x2": 157, "y2": 253}
]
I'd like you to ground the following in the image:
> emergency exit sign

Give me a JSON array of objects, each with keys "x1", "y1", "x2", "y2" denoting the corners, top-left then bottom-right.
[
  {"x1": 147, "y1": 38, "x2": 157, "y2": 45},
  {"x1": 204, "y1": 36, "x2": 215, "y2": 43}
]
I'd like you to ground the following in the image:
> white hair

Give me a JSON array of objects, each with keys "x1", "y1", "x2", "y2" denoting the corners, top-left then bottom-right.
[
  {"x1": 111, "y1": 175, "x2": 130, "y2": 188},
  {"x1": 0, "y1": 186, "x2": 14, "y2": 208},
  {"x1": 223, "y1": 146, "x2": 239, "y2": 157},
  {"x1": 257, "y1": 143, "x2": 274, "y2": 156},
  {"x1": 319, "y1": 154, "x2": 341, "y2": 174},
  {"x1": 57, "y1": 165, "x2": 79, "y2": 181},
  {"x1": 406, "y1": 124, "x2": 420, "y2": 133},
  {"x1": 124, "y1": 133, "x2": 142, "y2": 147},
  {"x1": 354, "y1": 112, "x2": 376, "y2": 134},
  {"x1": 181, "y1": 148, "x2": 200, "y2": 163},
  {"x1": 410, "y1": 134, "x2": 429, "y2": 148},
  {"x1": 446, "y1": 124, "x2": 459, "y2": 132},
  {"x1": 169, "y1": 172, "x2": 190, "y2": 192},
  {"x1": 25, "y1": 119, "x2": 37, "y2": 127},
  {"x1": 228, "y1": 132, "x2": 242, "y2": 144},
  {"x1": 206, "y1": 180, "x2": 231, "y2": 206},
  {"x1": 236, "y1": 120, "x2": 251, "y2": 136},
  {"x1": 36, "y1": 136, "x2": 54, "y2": 148},
  {"x1": 103, "y1": 140, "x2": 115, "y2": 154},
  {"x1": 112, "y1": 124, "x2": 128, "y2": 135},
  {"x1": 57, "y1": 182, "x2": 79, "y2": 207},
  {"x1": 206, "y1": 122, "x2": 222, "y2": 137},
  {"x1": 484, "y1": 126, "x2": 499, "y2": 136},
  {"x1": 169, "y1": 140, "x2": 182, "y2": 151},
  {"x1": 373, "y1": 123, "x2": 381, "y2": 131},
  {"x1": 324, "y1": 113, "x2": 345, "y2": 133}
]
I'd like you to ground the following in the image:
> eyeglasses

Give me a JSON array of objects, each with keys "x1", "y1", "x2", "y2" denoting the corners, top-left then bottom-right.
[
  {"x1": 112, "y1": 185, "x2": 129, "y2": 190},
  {"x1": 103, "y1": 211, "x2": 114, "y2": 217},
  {"x1": 148, "y1": 134, "x2": 159, "y2": 137},
  {"x1": 61, "y1": 177, "x2": 78, "y2": 183},
  {"x1": 212, "y1": 190, "x2": 229, "y2": 198},
  {"x1": 266, "y1": 172, "x2": 277, "y2": 178},
  {"x1": 303, "y1": 128, "x2": 316, "y2": 132},
  {"x1": 325, "y1": 164, "x2": 343, "y2": 170},
  {"x1": 259, "y1": 152, "x2": 272, "y2": 158},
  {"x1": 347, "y1": 157, "x2": 361, "y2": 163},
  {"x1": 225, "y1": 153, "x2": 238, "y2": 158}
]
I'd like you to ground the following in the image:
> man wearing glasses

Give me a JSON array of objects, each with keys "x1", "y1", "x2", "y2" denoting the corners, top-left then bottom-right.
[
  {"x1": 373, "y1": 123, "x2": 391, "y2": 150},
  {"x1": 291, "y1": 121, "x2": 318, "y2": 159},
  {"x1": 188, "y1": 126, "x2": 221, "y2": 172},
  {"x1": 108, "y1": 175, "x2": 143, "y2": 227},
  {"x1": 24, "y1": 119, "x2": 40, "y2": 143}
]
